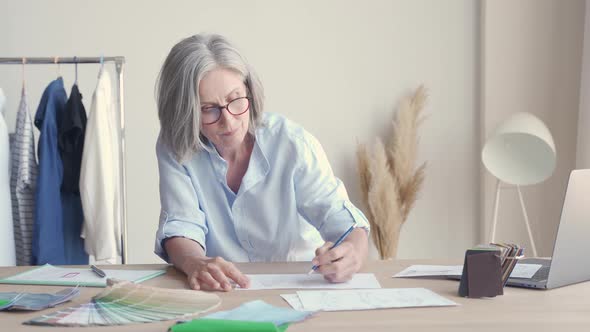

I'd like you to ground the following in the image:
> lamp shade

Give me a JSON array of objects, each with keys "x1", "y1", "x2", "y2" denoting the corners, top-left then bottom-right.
[{"x1": 482, "y1": 112, "x2": 556, "y2": 186}]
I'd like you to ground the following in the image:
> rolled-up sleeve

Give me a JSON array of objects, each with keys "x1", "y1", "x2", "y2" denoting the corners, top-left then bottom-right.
[
  {"x1": 154, "y1": 137, "x2": 207, "y2": 262},
  {"x1": 293, "y1": 131, "x2": 370, "y2": 243}
]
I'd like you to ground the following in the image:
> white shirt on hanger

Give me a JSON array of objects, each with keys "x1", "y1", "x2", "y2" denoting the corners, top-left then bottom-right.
[
  {"x1": 80, "y1": 71, "x2": 121, "y2": 264},
  {"x1": 0, "y1": 88, "x2": 17, "y2": 266}
]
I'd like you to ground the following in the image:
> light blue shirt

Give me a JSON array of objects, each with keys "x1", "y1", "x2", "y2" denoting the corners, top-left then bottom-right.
[{"x1": 154, "y1": 112, "x2": 369, "y2": 262}]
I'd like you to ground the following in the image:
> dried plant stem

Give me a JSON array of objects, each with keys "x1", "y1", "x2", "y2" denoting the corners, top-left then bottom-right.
[
  {"x1": 366, "y1": 139, "x2": 402, "y2": 259},
  {"x1": 357, "y1": 85, "x2": 428, "y2": 259}
]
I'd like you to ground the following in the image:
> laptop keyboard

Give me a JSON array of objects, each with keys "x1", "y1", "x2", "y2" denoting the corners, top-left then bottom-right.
[{"x1": 531, "y1": 266, "x2": 550, "y2": 281}]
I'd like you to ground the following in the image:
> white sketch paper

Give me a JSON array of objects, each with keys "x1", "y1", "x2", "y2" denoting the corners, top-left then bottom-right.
[
  {"x1": 238, "y1": 273, "x2": 381, "y2": 290},
  {"x1": 393, "y1": 264, "x2": 543, "y2": 279},
  {"x1": 295, "y1": 288, "x2": 458, "y2": 311}
]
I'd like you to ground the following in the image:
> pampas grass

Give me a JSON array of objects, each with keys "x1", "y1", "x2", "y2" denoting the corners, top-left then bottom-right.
[{"x1": 357, "y1": 85, "x2": 428, "y2": 259}]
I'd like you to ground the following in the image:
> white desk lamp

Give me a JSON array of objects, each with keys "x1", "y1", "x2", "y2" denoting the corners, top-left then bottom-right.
[{"x1": 482, "y1": 112, "x2": 556, "y2": 257}]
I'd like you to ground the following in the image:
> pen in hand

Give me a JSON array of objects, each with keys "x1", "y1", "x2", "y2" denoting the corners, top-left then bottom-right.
[{"x1": 308, "y1": 224, "x2": 356, "y2": 275}]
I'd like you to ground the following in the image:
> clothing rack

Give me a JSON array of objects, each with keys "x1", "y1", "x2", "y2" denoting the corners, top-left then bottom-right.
[{"x1": 0, "y1": 56, "x2": 128, "y2": 264}]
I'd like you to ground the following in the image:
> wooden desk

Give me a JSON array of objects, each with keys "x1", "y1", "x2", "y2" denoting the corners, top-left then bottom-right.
[{"x1": 1, "y1": 260, "x2": 589, "y2": 331}]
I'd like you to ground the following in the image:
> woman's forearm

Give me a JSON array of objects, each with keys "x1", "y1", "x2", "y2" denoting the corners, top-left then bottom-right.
[{"x1": 164, "y1": 237, "x2": 207, "y2": 274}]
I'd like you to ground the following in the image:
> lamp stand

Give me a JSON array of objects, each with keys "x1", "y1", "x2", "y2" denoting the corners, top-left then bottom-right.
[{"x1": 489, "y1": 179, "x2": 538, "y2": 257}]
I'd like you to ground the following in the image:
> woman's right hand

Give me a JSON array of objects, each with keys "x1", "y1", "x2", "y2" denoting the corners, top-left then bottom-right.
[{"x1": 184, "y1": 256, "x2": 250, "y2": 291}]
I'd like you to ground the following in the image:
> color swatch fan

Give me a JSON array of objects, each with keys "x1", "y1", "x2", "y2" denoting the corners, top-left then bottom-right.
[{"x1": 25, "y1": 280, "x2": 221, "y2": 326}]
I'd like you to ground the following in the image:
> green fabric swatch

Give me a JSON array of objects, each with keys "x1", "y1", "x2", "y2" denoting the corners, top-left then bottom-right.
[{"x1": 171, "y1": 319, "x2": 289, "y2": 332}]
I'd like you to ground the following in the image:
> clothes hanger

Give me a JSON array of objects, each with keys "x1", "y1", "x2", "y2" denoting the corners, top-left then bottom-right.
[
  {"x1": 99, "y1": 54, "x2": 104, "y2": 76},
  {"x1": 21, "y1": 57, "x2": 26, "y2": 90},
  {"x1": 74, "y1": 56, "x2": 78, "y2": 85},
  {"x1": 54, "y1": 56, "x2": 61, "y2": 78}
]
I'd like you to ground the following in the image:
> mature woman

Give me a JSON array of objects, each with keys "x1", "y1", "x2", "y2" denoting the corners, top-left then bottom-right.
[{"x1": 154, "y1": 33, "x2": 370, "y2": 291}]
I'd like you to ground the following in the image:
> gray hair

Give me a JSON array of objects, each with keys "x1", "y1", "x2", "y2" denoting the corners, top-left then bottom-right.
[{"x1": 155, "y1": 33, "x2": 265, "y2": 162}]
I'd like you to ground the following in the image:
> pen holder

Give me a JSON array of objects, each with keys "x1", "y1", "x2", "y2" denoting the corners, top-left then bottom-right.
[{"x1": 458, "y1": 249, "x2": 503, "y2": 298}]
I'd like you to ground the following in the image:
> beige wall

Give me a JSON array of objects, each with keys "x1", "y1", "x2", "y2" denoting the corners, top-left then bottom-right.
[
  {"x1": 0, "y1": 0, "x2": 492, "y2": 264},
  {"x1": 578, "y1": 1, "x2": 590, "y2": 169},
  {"x1": 481, "y1": 0, "x2": 585, "y2": 256}
]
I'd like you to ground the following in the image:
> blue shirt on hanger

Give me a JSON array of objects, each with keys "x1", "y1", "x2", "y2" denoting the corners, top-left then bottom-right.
[{"x1": 33, "y1": 77, "x2": 88, "y2": 265}]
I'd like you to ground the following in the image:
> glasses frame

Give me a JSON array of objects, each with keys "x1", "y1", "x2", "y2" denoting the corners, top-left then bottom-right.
[{"x1": 201, "y1": 96, "x2": 251, "y2": 125}]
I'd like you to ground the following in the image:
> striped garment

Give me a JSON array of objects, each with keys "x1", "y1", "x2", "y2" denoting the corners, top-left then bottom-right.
[{"x1": 10, "y1": 87, "x2": 38, "y2": 266}]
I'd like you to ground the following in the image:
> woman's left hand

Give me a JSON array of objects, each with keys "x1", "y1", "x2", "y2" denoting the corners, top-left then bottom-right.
[{"x1": 312, "y1": 228, "x2": 368, "y2": 283}]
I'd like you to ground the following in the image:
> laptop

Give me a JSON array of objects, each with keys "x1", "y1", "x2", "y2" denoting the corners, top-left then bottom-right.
[{"x1": 507, "y1": 169, "x2": 590, "y2": 289}]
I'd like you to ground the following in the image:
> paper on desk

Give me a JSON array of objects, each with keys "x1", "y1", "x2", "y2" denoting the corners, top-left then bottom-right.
[
  {"x1": 280, "y1": 294, "x2": 305, "y2": 311},
  {"x1": 0, "y1": 264, "x2": 166, "y2": 287},
  {"x1": 393, "y1": 264, "x2": 542, "y2": 279},
  {"x1": 292, "y1": 288, "x2": 458, "y2": 311},
  {"x1": 393, "y1": 265, "x2": 463, "y2": 278},
  {"x1": 239, "y1": 273, "x2": 381, "y2": 290},
  {"x1": 204, "y1": 300, "x2": 314, "y2": 326}
]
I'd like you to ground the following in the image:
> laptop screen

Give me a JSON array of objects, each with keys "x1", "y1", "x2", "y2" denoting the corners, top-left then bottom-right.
[{"x1": 545, "y1": 169, "x2": 590, "y2": 289}]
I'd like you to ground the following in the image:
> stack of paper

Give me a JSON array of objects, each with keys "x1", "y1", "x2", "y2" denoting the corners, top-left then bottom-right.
[
  {"x1": 25, "y1": 280, "x2": 221, "y2": 326},
  {"x1": 0, "y1": 288, "x2": 79, "y2": 311},
  {"x1": 281, "y1": 288, "x2": 458, "y2": 311}
]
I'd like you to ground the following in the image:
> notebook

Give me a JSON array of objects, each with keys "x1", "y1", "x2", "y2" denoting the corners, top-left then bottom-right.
[{"x1": 0, "y1": 264, "x2": 166, "y2": 287}]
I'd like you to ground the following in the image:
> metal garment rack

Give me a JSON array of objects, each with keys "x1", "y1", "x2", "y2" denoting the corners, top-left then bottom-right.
[{"x1": 0, "y1": 56, "x2": 129, "y2": 264}]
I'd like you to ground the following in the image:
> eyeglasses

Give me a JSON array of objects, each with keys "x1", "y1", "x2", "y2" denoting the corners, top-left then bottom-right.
[{"x1": 200, "y1": 96, "x2": 250, "y2": 125}]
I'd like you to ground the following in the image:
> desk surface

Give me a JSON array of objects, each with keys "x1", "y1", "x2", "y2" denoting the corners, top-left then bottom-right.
[{"x1": 0, "y1": 259, "x2": 588, "y2": 331}]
